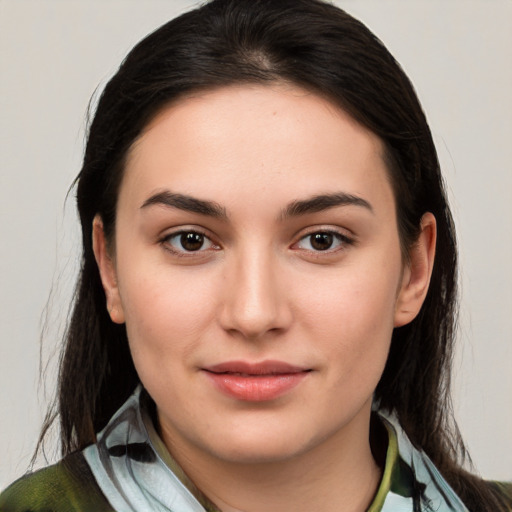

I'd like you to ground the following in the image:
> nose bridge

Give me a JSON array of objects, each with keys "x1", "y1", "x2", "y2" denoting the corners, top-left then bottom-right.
[{"x1": 220, "y1": 242, "x2": 289, "y2": 339}]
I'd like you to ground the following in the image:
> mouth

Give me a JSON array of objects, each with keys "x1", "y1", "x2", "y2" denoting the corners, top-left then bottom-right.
[{"x1": 202, "y1": 360, "x2": 312, "y2": 401}]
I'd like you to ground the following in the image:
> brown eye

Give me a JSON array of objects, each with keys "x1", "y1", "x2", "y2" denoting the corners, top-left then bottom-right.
[
  {"x1": 310, "y1": 233, "x2": 334, "y2": 251},
  {"x1": 163, "y1": 230, "x2": 217, "y2": 254},
  {"x1": 295, "y1": 230, "x2": 352, "y2": 253},
  {"x1": 180, "y1": 232, "x2": 205, "y2": 251}
]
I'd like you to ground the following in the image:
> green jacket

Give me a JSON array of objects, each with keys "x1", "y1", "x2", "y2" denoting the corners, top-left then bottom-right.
[{"x1": 1, "y1": 387, "x2": 511, "y2": 511}]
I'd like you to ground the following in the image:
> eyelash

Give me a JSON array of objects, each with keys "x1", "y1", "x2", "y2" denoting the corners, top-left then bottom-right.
[
  {"x1": 293, "y1": 229, "x2": 354, "y2": 254},
  {"x1": 159, "y1": 228, "x2": 354, "y2": 258},
  {"x1": 160, "y1": 229, "x2": 219, "y2": 256}
]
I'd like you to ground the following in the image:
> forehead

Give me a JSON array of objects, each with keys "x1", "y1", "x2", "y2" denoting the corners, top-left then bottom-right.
[{"x1": 121, "y1": 84, "x2": 393, "y2": 214}]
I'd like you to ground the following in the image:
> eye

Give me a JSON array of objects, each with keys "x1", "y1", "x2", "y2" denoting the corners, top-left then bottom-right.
[
  {"x1": 295, "y1": 231, "x2": 352, "y2": 252},
  {"x1": 162, "y1": 230, "x2": 218, "y2": 254}
]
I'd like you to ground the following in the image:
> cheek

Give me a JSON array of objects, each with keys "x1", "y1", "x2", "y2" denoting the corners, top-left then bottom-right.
[
  {"x1": 295, "y1": 256, "x2": 401, "y2": 381},
  {"x1": 300, "y1": 261, "x2": 400, "y2": 333},
  {"x1": 116, "y1": 263, "x2": 221, "y2": 366}
]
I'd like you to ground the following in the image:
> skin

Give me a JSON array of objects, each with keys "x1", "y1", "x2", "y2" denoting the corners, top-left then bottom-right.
[{"x1": 93, "y1": 84, "x2": 436, "y2": 512}]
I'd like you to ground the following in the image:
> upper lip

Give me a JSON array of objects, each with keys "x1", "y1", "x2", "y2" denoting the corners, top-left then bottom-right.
[{"x1": 203, "y1": 360, "x2": 310, "y2": 375}]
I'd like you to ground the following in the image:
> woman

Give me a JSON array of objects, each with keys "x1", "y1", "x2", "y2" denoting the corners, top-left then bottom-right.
[{"x1": 1, "y1": 0, "x2": 510, "y2": 510}]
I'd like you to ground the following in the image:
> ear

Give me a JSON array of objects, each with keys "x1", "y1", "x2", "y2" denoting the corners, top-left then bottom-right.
[
  {"x1": 394, "y1": 212, "x2": 437, "y2": 327},
  {"x1": 92, "y1": 215, "x2": 125, "y2": 324}
]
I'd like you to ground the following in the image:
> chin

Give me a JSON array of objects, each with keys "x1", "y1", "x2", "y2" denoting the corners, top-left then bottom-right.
[
  {"x1": 209, "y1": 437, "x2": 310, "y2": 465},
  {"x1": 193, "y1": 419, "x2": 324, "y2": 465}
]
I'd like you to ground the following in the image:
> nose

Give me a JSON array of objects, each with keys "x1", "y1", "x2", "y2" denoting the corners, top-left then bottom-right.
[{"x1": 219, "y1": 248, "x2": 292, "y2": 340}]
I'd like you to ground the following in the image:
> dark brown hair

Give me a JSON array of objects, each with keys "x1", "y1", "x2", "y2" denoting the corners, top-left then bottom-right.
[{"x1": 38, "y1": 0, "x2": 507, "y2": 509}]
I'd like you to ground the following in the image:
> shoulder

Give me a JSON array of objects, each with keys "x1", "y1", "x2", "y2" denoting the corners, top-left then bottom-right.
[{"x1": 0, "y1": 451, "x2": 114, "y2": 512}]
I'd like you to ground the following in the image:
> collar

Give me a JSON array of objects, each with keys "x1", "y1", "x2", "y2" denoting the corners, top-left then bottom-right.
[{"x1": 83, "y1": 386, "x2": 469, "y2": 511}]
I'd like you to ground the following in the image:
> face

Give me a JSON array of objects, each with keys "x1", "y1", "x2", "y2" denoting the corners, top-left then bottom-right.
[{"x1": 94, "y1": 84, "x2": 433, "y2": 467}]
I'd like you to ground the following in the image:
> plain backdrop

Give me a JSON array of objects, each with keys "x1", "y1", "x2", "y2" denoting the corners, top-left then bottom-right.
[{"x1": 1, "y1": 0, "x2": 511, "y2": 488}]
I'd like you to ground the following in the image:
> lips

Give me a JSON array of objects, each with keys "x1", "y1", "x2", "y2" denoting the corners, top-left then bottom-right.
[{"x1": 202, "y1": 360, "x2": 311, "y2": 401}]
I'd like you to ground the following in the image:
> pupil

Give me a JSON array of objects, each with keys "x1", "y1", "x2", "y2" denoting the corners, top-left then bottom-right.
[
  {"x1": 311, "y1": 233, "x2": 333, "y2": 251},
  {"x1": 181, "y1": 232, "x2": 204, "y2": 251}
]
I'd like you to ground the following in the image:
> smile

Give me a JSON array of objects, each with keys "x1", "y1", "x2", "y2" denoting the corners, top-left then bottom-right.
[{"x1": 202, "y1": 361, "x2": 312, "y2": 401}]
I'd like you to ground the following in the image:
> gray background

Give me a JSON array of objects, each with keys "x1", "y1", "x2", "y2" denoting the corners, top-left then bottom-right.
[{"x1": 1, "y1": 0, "x2": 511, "y2": 487}]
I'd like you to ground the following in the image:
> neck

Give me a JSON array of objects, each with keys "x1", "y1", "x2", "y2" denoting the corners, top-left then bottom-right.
[{"x1": 162, "y1": 406, "x2": 384, "y2": 512}]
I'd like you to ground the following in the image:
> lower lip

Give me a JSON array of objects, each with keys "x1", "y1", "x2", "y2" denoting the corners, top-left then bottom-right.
[{"x1": 204, "y1": 372, "x2": 309, "y2": 401}]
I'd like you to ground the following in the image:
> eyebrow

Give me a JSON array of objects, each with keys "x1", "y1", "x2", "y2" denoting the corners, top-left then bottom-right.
[
  {"x1": 140, "y1": 190, "x2": 372, "y2": 221},
  {"x1": 140, "y1": 191, "x2": 228, "y2": 219},
  {"x1": 281, "y1": 193, "x2": 373, "y2": 219}
]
